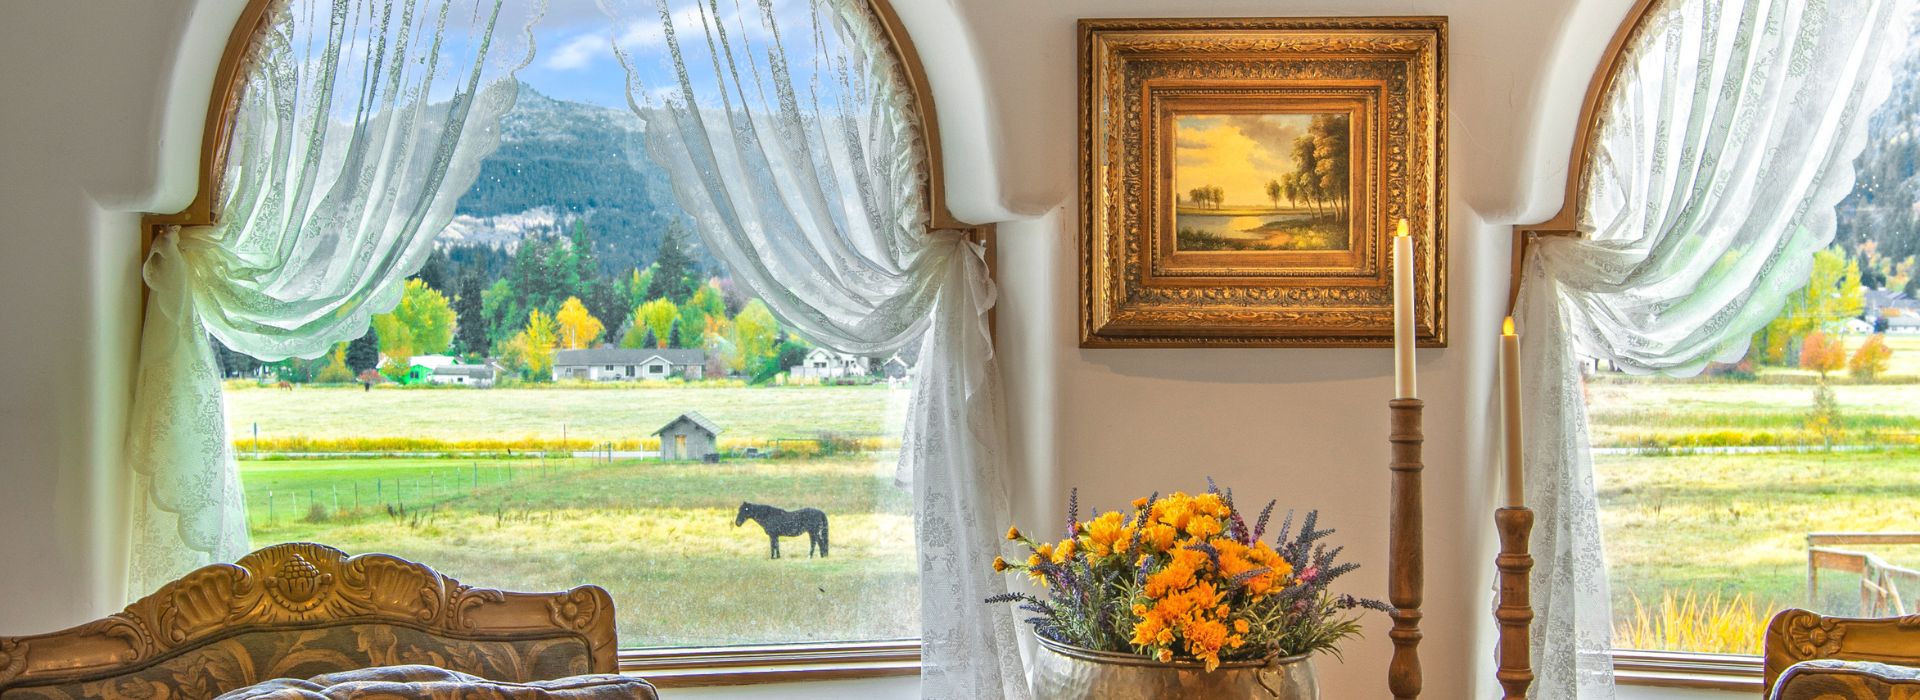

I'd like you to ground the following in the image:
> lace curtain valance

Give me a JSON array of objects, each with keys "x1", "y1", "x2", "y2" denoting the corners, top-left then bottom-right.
[{"x1": 127, "y1": 0, "x2": 540, "y2": 595}]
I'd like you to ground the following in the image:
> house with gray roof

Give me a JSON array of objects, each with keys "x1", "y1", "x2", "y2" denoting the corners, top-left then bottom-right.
[
  {"x1": 654, "y1": 412, "x2": 721, "y2": 461},
  {"x1": 552, "y1": 347, "x2": 707, "y2": 382}
]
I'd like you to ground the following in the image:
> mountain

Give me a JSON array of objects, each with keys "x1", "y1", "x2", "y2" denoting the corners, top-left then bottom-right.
[
  {"x1": 447, "y1": 82, "x2": 710, "y2": 275},
  {"x1": 1834, "y1": 35, "x2": 1920, "y2": 295}
]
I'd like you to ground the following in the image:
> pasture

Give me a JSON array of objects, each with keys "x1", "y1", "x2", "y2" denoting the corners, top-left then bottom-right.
[
  {"x1": 239, "y1": 456, "x2": 918, "y2": 647},
  {"x1": 1587, "y1": 339, "x2": 1920, "y2": 653},
  {"x1": 224, "y1": 383, "x2": 906, "y2": 452}
]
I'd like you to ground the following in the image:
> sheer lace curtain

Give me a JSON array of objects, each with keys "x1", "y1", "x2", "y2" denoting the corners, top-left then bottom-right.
[
  {"x1": 127, "y1": 0, "x2": 540, "y2": 596},
  {"x1": 1516, "y1": 0, "x2": 1914, "y2": 696},
  {"x1": 599, "y1": 0, "x2": 1026, "y2": 696}
]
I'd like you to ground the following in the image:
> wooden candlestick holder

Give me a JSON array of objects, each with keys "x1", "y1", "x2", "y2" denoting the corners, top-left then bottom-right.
[
  {"x1": 1388, "y1": 398, "x2": 1424, "y2": 700},
  {"x1": 1495, "y1": 506, "x2": 1535, "y2": 699}
]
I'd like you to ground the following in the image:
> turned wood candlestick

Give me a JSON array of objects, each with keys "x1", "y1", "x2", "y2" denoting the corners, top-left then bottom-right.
[
  {"x1": 1388, "y1": 398, "x2": 1424, "y2": 700},
  {"x1": 1496, "y1": 506, "x2": 1535, "y2": 700}
]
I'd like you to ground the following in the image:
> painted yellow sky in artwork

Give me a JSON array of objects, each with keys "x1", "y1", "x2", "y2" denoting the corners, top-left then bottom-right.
[{"x1": 1175, "y1": 114, "x2": 1310, "y2": 209}]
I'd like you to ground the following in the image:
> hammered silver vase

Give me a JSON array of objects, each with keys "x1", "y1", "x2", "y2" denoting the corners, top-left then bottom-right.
[{"x1": 1032, "y1": 635, "x2": 1319, "y2": 700}]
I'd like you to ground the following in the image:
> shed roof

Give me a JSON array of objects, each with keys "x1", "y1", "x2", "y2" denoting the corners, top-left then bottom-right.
[{"x1": 653, "y1": 411, "x2": 722, "y2": 436}]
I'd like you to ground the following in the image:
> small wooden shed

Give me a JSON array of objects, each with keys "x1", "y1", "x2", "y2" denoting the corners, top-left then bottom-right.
[{"x1": 655, "y1": 412, "x2": 721, "y2": 462}]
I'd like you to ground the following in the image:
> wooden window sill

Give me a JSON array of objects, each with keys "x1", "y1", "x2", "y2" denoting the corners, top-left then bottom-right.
[
  {"x1": 1612, "y1": 649, "x2": 1762, "y2": 692},
  {"x1": 619, "y1": 641, "x2": 920, "y2": 688}
]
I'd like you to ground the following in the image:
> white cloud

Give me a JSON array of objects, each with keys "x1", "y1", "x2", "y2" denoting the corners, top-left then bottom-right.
[{"x1": 542, "y1": 31, "x2": 610, "y2": 71}]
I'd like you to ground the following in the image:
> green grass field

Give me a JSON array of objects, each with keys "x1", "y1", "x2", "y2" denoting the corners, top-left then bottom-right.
[
  {"x1": 1587, "y1": 338, "x2": 1920, "y2": 653},
  {"x1": 240, "y1": 455, "x2": 917, "y2": 648},
  {"x1": 225, "y1": 384, "x2": 906, "y2": 450}
]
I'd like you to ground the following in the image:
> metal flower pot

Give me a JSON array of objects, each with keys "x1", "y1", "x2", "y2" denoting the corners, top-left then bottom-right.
[{"x1": 1032, "y1": 634, "x2": 1319, "y2": 700}]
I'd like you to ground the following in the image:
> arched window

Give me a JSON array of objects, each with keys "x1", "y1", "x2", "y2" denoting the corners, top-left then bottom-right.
[
  {"x1": 1513, "y1": 0, "x2": 1916, "y2": 693},
  {"x1": 138, "y1": 0, "x2": 1018, "y2": 691}
]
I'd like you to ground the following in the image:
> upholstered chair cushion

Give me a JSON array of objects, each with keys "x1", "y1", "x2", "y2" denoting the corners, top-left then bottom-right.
[
  {"x1": 1771, "y1": 659, "x2": 1920, "y2": 700},
  {"x1": 210, "y1": 666, "x2": 656, "y2": 700}
]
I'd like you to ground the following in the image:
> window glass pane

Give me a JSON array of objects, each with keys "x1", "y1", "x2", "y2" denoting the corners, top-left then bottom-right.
[
  {"x1": 1593, "y1": 26, "x2": 1920, "y2": 655},
  {"x1": 219, "y1": 0, "x2": 919, "y2": 649}
]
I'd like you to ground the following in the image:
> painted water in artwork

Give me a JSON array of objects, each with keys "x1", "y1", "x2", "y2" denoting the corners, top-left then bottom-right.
[{"x1": 1174, "y1": 113, "x2": 1351, "y2": 252}]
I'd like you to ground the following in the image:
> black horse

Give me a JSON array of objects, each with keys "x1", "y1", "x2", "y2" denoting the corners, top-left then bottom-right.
[{"x1": 734, "y1": 502, "x2": 830, "y2": 559}]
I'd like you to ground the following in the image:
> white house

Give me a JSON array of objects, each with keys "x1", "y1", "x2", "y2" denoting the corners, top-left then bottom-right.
[
  {"x1": 422, "y1": 362, "x2": 498, "y2": 387},
  {"x1": 553, "y1": 348, "x2": 706, "y2": 381},
  {"x1": 789, "y1": 348, "x2": 871, "y2": 380}
]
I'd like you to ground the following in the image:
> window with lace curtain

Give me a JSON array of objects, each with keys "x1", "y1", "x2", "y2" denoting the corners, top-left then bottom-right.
[
  {"x1": 202, "y1": 0, "x2": 926, "y2": 650},
  {"x1": 1580, "y1": 8, "x2": 1920, "y2": 658}
]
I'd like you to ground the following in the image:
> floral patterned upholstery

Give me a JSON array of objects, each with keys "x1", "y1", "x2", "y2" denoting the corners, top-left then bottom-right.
[
  {"x1": 212, "y1": 665, "x2": 655, "y2": 700},
  {"x1": 0, "y1": 624, "x2": 593, "y2": 700},
  {"x1": 1771, "y1": 659, "x2": 1920, "y2": 700}
]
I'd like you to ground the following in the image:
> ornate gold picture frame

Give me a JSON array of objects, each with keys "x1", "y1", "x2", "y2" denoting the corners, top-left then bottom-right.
[{"x1": 1079, "y1": 17, "x2": 1447, "y2": 348}]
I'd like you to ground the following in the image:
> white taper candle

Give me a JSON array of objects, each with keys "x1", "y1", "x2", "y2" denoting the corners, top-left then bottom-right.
[{"x1": 1393, "y1": 219, "x2": 1417, "y2": 399}]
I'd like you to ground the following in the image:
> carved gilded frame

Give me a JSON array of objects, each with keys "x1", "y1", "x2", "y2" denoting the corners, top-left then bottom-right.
[
  {"x1": 132, "y1": 0, "x2": 958, "y2": 686},
  {"x1": 1080, "y1": 17, "x2": 1447, "y2": 348},
  {"x1": 0, "y1": 543, "x2": 617, "y2": 694},
  {"x1": 1763, "y1": 609, "x2": 1920, "y2": 695}
]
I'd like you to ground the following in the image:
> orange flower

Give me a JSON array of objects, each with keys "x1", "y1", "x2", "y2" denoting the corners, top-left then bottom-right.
[
  {"x1": 992, "y1": 556, "x2": 1008, "y2": 572},
  {"x1": 1006, "y1": 525, "x2": 1021, "y2": 540},
  {"x1": 1081, "y1": 511, "x2": 1127, "y2": 558}
]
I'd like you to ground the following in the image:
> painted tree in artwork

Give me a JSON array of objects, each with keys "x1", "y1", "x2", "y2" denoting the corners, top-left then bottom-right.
[
  {"x1": 1266, "y1": 179, "x2": 1283, "y2": 210},
  {"x1": 1290, "y1": 114, "x2": 1351, "y2": 223},
  {"x1": 554, "y1": 296, "x2": 604, "y2": 350}
]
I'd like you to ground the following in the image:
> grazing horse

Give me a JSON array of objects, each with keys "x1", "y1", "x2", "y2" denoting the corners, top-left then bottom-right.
[{"x1": 734, "y1": 502, "x2": 830, "y2": 559}]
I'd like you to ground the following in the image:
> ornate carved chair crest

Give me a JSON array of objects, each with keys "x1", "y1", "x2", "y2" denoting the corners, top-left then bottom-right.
[
  {"x1": 1764, "y1": 608, "x2": 1920, "y2": 696},
  {"x1": 0, "y1": 543, "x2": 617, "y2": 700}
]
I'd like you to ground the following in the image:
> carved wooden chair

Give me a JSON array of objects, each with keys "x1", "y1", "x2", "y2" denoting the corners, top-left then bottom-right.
[
  {"x1": 1763, "y1": 608, "x2": 1920, "y2": 698},
  {"x1": 0, "y1": 543, "x2": 623, "y2": 700}
]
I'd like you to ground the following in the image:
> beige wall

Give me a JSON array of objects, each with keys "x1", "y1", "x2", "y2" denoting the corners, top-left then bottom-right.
[{"x1": 0, "y1": 0, "x2": 1739, "y2": 698}]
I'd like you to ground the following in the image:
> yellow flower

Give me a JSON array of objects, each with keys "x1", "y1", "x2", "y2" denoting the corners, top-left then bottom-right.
[
  {"x1": 1132, "y1": 496, "x2": 1150, "y2": 510},
  {"x1": 1035, "y1": 542, "x2": 1054, "y2": 560},
  {"x1": 1185, "y1": 514, "x2": 1223, "y2": 540},
  {"x1": 992, "y1": 556, "x2": 1008, "y2": 572},
  {"x1": 1006, "y1": 525, "x2": 1021, "y2": 540},
  {"x1": 1082, "y1": 511, "x2": 1127, "y2": 557},
  {"x1": 1051, "y1": 538, "x2": 1077, "y2": 565},
  {"x1": 1027, "y1": 553, "x2": 1043, "y2": 568},
  {"x1": 1234, "y1": 619, "x2": 1250, "y2": 634},
  {"x1": 1157, "y1": 649, "x2": 1174, "y2": 663}
]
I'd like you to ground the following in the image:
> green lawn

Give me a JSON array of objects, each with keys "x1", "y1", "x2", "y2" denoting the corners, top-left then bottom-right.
[
  {"x1": 1587, "y1": 346, "x2": 1920, "y2": 654},
  {"x1": 240, "y1": 456, "x2": 918, "y2": 648}
]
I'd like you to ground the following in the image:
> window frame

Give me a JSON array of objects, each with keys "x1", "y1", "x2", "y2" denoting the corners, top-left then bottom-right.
[
  {"x1": 1510, "y1": 0, "x2": 1787, "y2": 689},
  {"x1": 142, "y1": 0, "x2": 982, "y2": 685}
]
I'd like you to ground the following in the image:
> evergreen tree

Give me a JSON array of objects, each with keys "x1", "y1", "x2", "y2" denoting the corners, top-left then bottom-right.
[
  {"x1": 413, "y1": 248, "x2": 454, "y2": 294},
  {"x1": 646, "y1": 225, "x2": 698, "y2": 304},
  {"x1": 345, "y1": 331, "x2": 380, "y2": 373},
  {"x1": 668, "y1": 319, "x2": 683, "y2": 348},
  {"x1": 642, "y1": 327, "x2": 658, "y2": 349},
  {"x1": 454, "y1": 270, "x2": 488, "y2": 356}
]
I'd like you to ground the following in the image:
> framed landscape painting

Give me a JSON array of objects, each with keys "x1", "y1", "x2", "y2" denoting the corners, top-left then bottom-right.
[{"x1": 1080, "y1": 17, "x2": 1446, "y2": 347}]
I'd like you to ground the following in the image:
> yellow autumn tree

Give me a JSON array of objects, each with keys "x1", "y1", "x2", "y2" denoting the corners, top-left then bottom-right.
[
  {"x1": 634, "y1": 298, "x2": 678, "y2": 349},
  {"x1": 554, "y1": 296, "x2": 604, "y2": 350},
  {"x1": 504, "y1": 308, "x2": 559, "y2": 380}
]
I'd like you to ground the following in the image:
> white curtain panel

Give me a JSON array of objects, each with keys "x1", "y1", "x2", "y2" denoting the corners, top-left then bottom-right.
[
  {"x1": 600, "y1": 0, "x2": 1027, "y2": 696},
  {"x1": 1517, "y1": 0, "x2": 1914, "y2": 696},
  {"x1": 126, "y1": 0, "x2": 541, "y2": 596}
]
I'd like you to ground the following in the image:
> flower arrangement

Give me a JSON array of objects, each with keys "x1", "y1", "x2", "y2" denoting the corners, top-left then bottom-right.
[{"x1": 988, "y1": 481, "x2": 1390, "y2": 671}]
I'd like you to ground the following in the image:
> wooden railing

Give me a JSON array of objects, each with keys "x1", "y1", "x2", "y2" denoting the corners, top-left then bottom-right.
[{"x1": 1807, "y1": 532, "x2": 1920, "y2": 616}]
